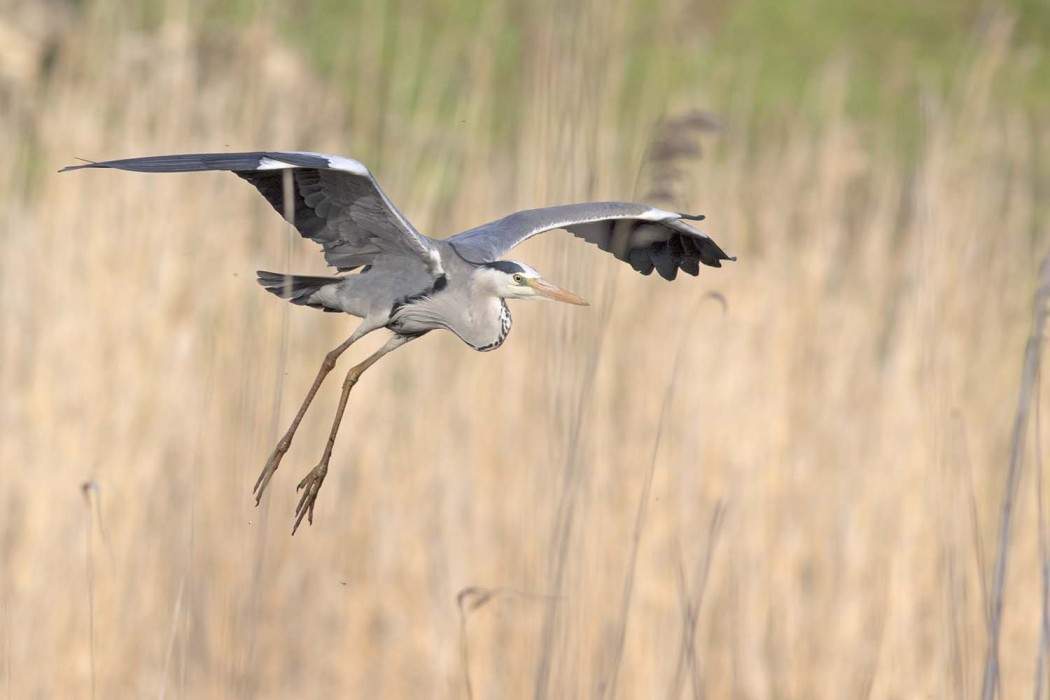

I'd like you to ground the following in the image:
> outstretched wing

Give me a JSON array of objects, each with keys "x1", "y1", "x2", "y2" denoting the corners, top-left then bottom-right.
[
  {"x1": 61, "y1": 151, "x2": 443, "y2": 274},
  {"x1": 448, "y1": 202, "x2": 733, "y2": 281}
]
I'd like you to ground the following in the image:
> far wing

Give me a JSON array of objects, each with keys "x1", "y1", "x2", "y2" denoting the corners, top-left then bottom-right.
[
  {"x1": 448, "y1": 202, "x2": 733, "y2": 280},
  {"x1": 62, "y1": 151, "x2": 444, "y2": 274}
]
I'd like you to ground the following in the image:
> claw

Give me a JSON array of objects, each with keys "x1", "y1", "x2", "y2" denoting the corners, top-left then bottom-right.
[
  {"x1": 292, "y1": 462, "x2": 329, "y2": 535},
  {"x1": 254, "y1": 436, "x2": 292, "y2": 503},
  {"x1": 253, "y1": 445, "x2": 287, "y2": 505}
]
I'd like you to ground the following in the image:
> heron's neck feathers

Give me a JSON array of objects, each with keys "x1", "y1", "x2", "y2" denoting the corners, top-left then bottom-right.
[
  {"x1": 386, "y1": 271, "x2": 512, "y2": 352},
  {"x1": 474, "y1": 300, "x2": 511, "y2": 352},
  {"x1": 470, "y1": 266, "x2": 508, "y2": 298}
]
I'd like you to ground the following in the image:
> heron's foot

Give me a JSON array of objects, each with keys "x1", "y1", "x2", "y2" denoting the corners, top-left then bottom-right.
[
  {"x1": 292, "y1": 461, "x2": 329, "y2": 535},
  {"x1": 253, "y1": 438, "x2": 291, "y2": 505}
]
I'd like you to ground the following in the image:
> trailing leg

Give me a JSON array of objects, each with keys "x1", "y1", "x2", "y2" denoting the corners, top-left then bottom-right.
[
  {"x1": 253, "y1": 318, "x2": 379, "y2": 505},
  {"x1": 292, "y1": 333, "x2": 417, "y2": 534}
]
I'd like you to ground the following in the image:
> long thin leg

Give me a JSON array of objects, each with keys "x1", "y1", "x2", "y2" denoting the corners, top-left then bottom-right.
[
  {"x1": 253, "y1": 322, "x2": 376, "y2": 505},
  {"x1": 292, "y1": 333, "x2": 416, "y2": 535}
]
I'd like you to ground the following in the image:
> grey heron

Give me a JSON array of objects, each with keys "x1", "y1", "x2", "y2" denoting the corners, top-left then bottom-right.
[{"x1": 62, "y1": 151, "x2": 734, "y2": 534}]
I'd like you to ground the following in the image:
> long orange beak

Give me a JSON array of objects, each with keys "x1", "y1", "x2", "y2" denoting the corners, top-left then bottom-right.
[{"x1": 527, "y1": 277, "x2": 589, "y2": 305}]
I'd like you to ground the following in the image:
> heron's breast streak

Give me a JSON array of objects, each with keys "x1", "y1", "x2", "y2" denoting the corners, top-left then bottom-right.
[
  {"x1": 385, "y1": 275, "x2": 512, "y2": 352},
  {"x1": 474, "y1": 300, "x2": 512, "y2": 352}
]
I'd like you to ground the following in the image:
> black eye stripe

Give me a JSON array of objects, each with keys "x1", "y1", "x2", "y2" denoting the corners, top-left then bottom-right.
[{"x1": 484, "y1": 260, "x2": 528, "y2": 275}]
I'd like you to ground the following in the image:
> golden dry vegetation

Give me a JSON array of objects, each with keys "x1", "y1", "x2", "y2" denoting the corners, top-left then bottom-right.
[{"x1": 1, "y1": 1, "x2": 1049, "y2": 698}]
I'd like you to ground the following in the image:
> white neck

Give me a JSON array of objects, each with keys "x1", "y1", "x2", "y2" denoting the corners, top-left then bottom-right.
[{"x1": 388, "y1": 271, "x2": 513, "y2": 351}]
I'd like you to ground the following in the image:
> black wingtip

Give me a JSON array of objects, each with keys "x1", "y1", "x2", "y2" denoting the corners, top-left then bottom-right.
[
  {"x1": 679, "y1": 212, "x2": 706, "y2": 221},
  {"x1": 728, "y1": 255, "x2": 738, "y2": 262},
  {"x1": 58, "y1": 157, "x2": 99, "y2": 173}
]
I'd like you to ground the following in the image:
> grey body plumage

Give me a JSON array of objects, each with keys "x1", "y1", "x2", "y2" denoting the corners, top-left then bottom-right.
[{"x1": 62, "y1": 150, "x2": 734, "y2": 532}]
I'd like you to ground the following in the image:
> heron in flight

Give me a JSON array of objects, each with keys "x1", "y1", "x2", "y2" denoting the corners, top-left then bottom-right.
[{"x1": 63, "y1": 151, "x2": 734, "y2": 533}]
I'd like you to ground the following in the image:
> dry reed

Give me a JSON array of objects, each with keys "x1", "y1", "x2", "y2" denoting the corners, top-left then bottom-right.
[{"x1": 1, "y1": 2, "x2": 1048, "y2": 698}]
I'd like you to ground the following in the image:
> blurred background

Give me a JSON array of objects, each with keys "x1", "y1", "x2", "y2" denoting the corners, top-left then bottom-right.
[{"x1": 2, "y1": 0, "x2": 1049, "y2": 697}]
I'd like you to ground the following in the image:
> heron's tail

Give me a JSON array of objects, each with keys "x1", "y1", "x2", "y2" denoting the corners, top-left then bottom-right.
[{"x1": 256, "y1": 271, "x2": 343, "y2": 312}]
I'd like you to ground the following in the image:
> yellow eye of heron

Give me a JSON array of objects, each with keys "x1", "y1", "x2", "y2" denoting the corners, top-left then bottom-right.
[{"x1": 513, "y1": 273, "x2": 524, "y2": 284}]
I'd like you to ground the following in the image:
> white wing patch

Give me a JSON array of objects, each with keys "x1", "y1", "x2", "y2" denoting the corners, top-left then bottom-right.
[
  {"x1": 643, "y1": 207, "x2": 680, "y2": 221},
  {"x1": 255, "y1": 153, "x2": 371, "y2": 178},
  {"x1": 319, "y1": 154, "x2": 371, "y2": 177},
  {"x1": 256, "y1": 157, "x2": 295, "y2": 170},
  {"x1": 426, "y1": 249, "x2": 444, "y2": 276}
]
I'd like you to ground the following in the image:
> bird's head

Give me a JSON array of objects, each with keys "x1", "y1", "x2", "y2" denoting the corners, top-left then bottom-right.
[{"x1": 475, "y1": 260, "x2": 588, "y2": 305}]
